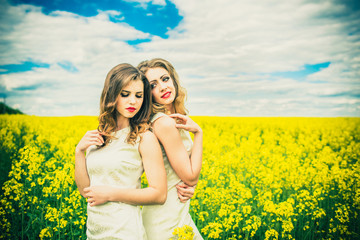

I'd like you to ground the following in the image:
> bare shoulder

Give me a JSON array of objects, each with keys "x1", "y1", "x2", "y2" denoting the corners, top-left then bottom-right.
[
  {"x1": 139, "y1": 130, "x2": 160, "y2": 156},
  {"x1": 152, "y1": 114, "x2": 176, "y2": 131},
  {"x1": 140, "y1": 130, "x2": 157, "y2": 143}
]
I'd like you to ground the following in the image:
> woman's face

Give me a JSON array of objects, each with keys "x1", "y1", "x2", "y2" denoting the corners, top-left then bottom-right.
[
  {"x1": 145, "y1": 67, "x2": 176, "y2": 108},
  {"x1": 116, "y1": 79, "x2": 144, "y2": 120}
]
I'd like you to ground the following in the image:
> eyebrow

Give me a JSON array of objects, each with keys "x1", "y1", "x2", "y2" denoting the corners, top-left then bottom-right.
[
  {"x1": 150, "y1": 74, "x2": 168, "y2": 82},
  {"x1": 160, "y1": 74, "x2": 168, "y2": 80}
]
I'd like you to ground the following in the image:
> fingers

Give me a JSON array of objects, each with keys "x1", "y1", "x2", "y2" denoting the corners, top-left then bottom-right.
[
  {"x1": 174, "y1": 123, "x2": 188, "y2": 130},
  {"x1": 89, "y1": 136, "x2": 103, "y2": 145},
  {"x1": 176, "y1": 183, "x2": 188, "y2": 188},
  {"x1": 177, "y1": 189, "x2": 194, "y2": 198},
  {"x1": 93, "y1": 134, "x2": 104, "y2": 144},
  {"x1": 176, "y1": 185, "x2": 194, "y2": 198},
  {"x1": 169, "y1": 113, "x2": 186, "y2": 120},
  {"x1": 182, "y1": 187, "x2": 195, "y2": 194},
  {"x1": 170, "y1": 114, "x2": 188, "y2": 123},
  {"x1": 86, "y1": 130, "x2": 104, "y2": 146},
  {"x1": 98, "y1": 135, "x2": 104, "y2": 144},
  {"x1": 177, "y1": 190, "x2": 182, "y2": 199},
  {"x1": 85, "y1": 189, "x2": 97, "y2": 206},
  {"x1": 87, "y1": 197, "x2": 96, "y2": 206},
  {"x1": 77, "y1": 130, "x2": 105, "y2": 153},
  {"x1": 169, "y1": 115, "x2": 201, "y2": 133},
  {"x1": 177, "y1": 191, "x2": 187, "y2": 202},
  {"x1": 88, "y1": 129, "x2": 100, "y2": 134},
  {"x1": 90, "y1": 201, "x2": 99, "y2": 207},
  {"x1": 84, "y1": 187, "x2": 93, "y2": 198},
  {"x1": 179, "y1": 196, "x2": 188, "y2": 203},
  {"x1": 176, "y1": 183, "x2": 194, "y2": 190},
  {"x1": 178, "y1": 192, "x2": 190, "y2": 202}
]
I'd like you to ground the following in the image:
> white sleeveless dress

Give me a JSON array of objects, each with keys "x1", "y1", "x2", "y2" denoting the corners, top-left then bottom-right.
[
  {"x1": 142, "y1": 113, "x2": 203, "y2": 240},
  {"x1": 86, "y1": 127, "x2": 147, "y2": 240}
]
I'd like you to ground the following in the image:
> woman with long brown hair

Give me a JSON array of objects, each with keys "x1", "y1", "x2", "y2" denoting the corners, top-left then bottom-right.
[{"x1": 74, "y1": 63, "x2": 167, "y2": 239}]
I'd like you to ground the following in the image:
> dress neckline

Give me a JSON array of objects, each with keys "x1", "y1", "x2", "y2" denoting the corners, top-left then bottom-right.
[{"x1": 114, "y1": 126, "x2": 130, "y2": 137}]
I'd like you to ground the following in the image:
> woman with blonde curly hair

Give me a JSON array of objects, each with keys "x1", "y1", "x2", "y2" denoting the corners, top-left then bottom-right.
[
  {"x1": 75, "y1": 63, "x2": 167, "y2": 239},
  {"x1": 138, "y1": 58, "x2": 204, "y2": 239}
]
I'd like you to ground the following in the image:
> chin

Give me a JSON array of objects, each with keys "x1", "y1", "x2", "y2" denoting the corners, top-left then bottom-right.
[
  {"x1": 167, "y1": 98, "x2": 175, "y2": 105},
  {"x1": 124, "y1": 112, "x2": 136, "y2": 119},
  {"x1": 161, "y1": 97, "x2": 174, "y2": 105},
  {"x1": 130, "y1": 112, "x2": 138, "y2": 118}
]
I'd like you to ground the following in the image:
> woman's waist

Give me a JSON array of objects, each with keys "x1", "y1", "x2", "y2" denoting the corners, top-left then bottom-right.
[
  {"x1": 165, "y1": 170, "x2": 182, "y2": 188},
  {"x1": 87, "y1": 201, "x2": 141, "y2": 214},
  {"x1": 142, "y1": 186, "x2": 190, "y2": 212},
  {"x1": 89, "y1": 179, "x2": 141, "y2": 189}
]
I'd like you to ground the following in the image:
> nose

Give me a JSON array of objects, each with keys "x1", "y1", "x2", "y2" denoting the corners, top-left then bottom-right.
[
  {"x1": 158, "y1": 81, "x2": 167, "y2": 91},
  {"x1": 129, "y1": 95, "x2": 136, "y2": 104}
]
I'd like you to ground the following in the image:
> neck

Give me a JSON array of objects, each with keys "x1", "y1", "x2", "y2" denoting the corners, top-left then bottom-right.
[
  {"x1": 116, "y1": 114, "x2": 130, "y2": 131},
  {"x1": 165, "y1": 103, "x2": 175, "y2": 115}
]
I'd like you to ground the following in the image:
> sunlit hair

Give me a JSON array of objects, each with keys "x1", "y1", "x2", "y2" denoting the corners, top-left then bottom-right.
[
  {"x1": 137, "y1": 58, "x2": 187, "y2": 115},
  {"x1": 98, "y1": 63, "x2": 151, "y2": 146}
]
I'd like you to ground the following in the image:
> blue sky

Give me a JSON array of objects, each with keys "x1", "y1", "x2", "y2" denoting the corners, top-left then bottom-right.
[
  {"x1": 0, "y1": 0, "x2": 359, "y2": 116},
  {"x1": 9, "y1": 0, "x2": 182, "y2": 38}
]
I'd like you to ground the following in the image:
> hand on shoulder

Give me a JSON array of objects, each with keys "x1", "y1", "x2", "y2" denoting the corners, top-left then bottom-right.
[
  {"x1": 169, "y1": 114, "x2": 202, "y2": 134},
  {"x1": 75, "y1": 130, "x2": 104, "y2": 154},
  {"x1": 152, "y1": 114, "x2": 177, "y2": 131}
]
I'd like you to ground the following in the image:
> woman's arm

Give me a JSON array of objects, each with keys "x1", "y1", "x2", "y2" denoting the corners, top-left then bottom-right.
[
  {"x1": 74, "y1": 130, "x2": 104, "y2": 198},
  {"x1": 84, "y1": 131, "x2": 167, "y2": 207},
  {"x1": 152, "y1": 114, "x2": 203, "y2": 186}
]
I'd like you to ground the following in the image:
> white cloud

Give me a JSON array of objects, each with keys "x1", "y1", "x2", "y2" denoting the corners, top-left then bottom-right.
[
  {"x1": 180, "y1": 68, "x2": 359, "y2": 117},
  {"x1": 308, "y1": 61, "x2": 360, "y2": 83},
  {"x1": 1, "y1": 5, "x2": 149, "y2": 65},
  {"x1": 160, "y1": 0, "x2": 359, "y2": 75},
  {"x1": 0, "y1": 2, "x2": 153, "y2": 115},
  {"x1": 0, "y1": 0, "x2": 359, "y2": 116},
  {"x1": 124, "y1": 0, "x2": 167, "y2": 9}
]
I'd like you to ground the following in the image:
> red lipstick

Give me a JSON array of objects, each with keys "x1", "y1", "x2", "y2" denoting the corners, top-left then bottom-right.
[
  {"x1": 126, "y1": 107, "x2": 136, "y2": 112},
  {"x1": 161, "y1": 91, "x2": 171, "y2": 99}
]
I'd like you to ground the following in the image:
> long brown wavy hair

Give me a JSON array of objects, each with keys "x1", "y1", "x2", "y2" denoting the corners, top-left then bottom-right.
[
  {"x1": 137, "y1": 58, "x2": 188, "y2": 115},
  {"x1": 98, "y1": 63, "x2": 151, "y2": 146}
]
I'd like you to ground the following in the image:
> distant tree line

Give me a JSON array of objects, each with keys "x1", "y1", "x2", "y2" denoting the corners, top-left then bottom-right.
[{"x1": 0, "y1": 102, "x2": 23, "y2": 115}]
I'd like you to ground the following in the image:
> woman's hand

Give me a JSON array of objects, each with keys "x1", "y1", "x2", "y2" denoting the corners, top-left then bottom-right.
[
  {"x1": 176, "y1": 182, "x2": 196, "y2": 203},
  {"x1": 169, "y1": 114, "x2": 202, "y2": 134},
  {"x1": 84, "y1": 185, "x2": 115, "y2": 207},
  {"x1": 75, "y1": 130, "x2": 104, "y2": 153}
]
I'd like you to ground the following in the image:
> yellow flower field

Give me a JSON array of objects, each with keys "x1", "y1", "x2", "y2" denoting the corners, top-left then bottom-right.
[{"x1": 0, "y1": 115, "x2": 359, "y2": 239}]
